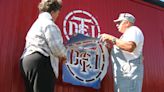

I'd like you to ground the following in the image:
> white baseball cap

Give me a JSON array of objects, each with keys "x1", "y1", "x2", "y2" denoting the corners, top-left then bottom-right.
[{"x1": 114, "y1": 13, "x2": 135, "y2": 24}]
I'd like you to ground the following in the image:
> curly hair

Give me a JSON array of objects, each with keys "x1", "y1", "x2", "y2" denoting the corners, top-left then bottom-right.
[{"x1": 38, "y1": 0, "x2": 62, "y2": 13}]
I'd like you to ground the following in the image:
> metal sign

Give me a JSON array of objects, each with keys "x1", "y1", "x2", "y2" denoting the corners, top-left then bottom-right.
[{"x1": 63, "y1": 34, "x2": 109, "y2": 89}]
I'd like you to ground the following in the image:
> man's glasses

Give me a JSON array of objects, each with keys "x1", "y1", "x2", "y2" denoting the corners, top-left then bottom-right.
[{"x1": 116, "y1": 21, "x2": 123, "y2": 26}]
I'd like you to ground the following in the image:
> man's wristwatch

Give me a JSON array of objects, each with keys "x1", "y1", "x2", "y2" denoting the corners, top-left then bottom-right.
[{"x1": 112, "y1": 38, "x2": 117, "y2": 44}]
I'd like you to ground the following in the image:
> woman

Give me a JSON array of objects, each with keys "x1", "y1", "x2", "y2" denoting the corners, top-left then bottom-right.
[{"x1": 20, "y1": 0, "x2": 66, "y2": 92}]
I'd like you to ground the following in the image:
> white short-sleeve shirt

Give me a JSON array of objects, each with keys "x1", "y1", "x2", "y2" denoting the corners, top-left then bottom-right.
[{"x1": 120, "y1": 26, "x2": 144, "y2": 61}]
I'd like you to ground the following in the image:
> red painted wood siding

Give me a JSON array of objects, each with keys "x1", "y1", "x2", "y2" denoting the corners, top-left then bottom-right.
[{"x1": 0, "y1": 0, "x2": 164, "y2": 92}]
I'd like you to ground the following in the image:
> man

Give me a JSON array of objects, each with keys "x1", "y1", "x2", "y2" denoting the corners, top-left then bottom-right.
[
  {"x1": 20, "y1": 0, "x2": 66, "y2": 92},
  {"x1": 100, "y1": 13, "x2": 144, "y2": 92}
]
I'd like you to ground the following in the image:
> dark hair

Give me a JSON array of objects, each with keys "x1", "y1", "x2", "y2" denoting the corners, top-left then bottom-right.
[
  {"x1": 47, "y1": 1, "x2": 62, "y2": 13},
  {"x1": 38, "y1": 1, "x2": 62, "y2": 13}
]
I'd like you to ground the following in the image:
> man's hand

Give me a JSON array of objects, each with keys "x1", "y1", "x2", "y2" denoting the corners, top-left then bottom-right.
[
  {"x1": 100, "y1": 33, "x2": 115, "y2": 42},
  {"x1": 59, "y1": 56, "x2": 67, "y2": 64}
]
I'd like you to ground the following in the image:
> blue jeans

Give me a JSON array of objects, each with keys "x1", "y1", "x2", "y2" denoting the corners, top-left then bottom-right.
[{"x1": 111, "y1": 47, "x2": 144, "y2": 92}]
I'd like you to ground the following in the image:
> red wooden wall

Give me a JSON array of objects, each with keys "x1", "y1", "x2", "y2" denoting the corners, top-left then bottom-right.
[{"x1": 0, "y1": 0, "x2": 164, "y2": 92}]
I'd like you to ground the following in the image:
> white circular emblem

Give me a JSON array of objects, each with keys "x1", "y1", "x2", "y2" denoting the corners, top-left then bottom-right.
[{"x1": 63, "y1": 10, "x2": 101, "y2": 40}]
